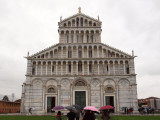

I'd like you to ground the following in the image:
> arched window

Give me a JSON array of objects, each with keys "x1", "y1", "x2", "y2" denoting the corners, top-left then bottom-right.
[
  {"x1": 87, "y1": 35, "x2": 89, "y2": 43},
  {"x1": 91, "y1": 35, "x2": 93, "y2": 43},
  {"x1": 76, "y1": 18, "x2": 79, "y2": 26},
  {"x1": 105, "y1": 86, "x2": 114, "y2": 93},
  {"x1": 89, "y1": 49, "x2": 92, "y2": 58},
  {"x1": 75, "y1": 81, "x2": 85, "y2": 86},
  {"x1": 67, "y1": 35, "x2": 69, "y2": 43},
  {"x1": 48, "y1": 87, "x2": 56, "y2": 93},
  {"x1": 78, "y1": 62, "x2": 82, "y2": 72}
]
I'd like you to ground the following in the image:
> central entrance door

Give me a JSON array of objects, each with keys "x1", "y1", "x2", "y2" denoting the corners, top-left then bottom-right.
[
  {"x1": 47, "y1": 97, "x2": 55, "y2": 112},
  {"x1": 105, "y1": 96, "x2": 114, "y2": 112},
  {"x1": 75, "y1": 91, "x2": 86, "y2": 108}
]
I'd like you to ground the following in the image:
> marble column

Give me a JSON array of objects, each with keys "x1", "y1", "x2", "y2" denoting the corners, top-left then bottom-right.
[
  {"x1": 116, "y1": 85, "x2": 119, "y2": 112},
  {"x1": 71, "y1": 61, "x2": 73, "y2": 75},
  {"x1": 77, "y1": 46, "x2": 79, "y2": 58},
  {"x1": 51, "y1": 62, "x2": 53, "y2": 75},
  {"x1": 102, "y1": 47, "x2": 104, "y2": 58},
  {"x1": 66, "y1": 62, "x2": 68, "y2": 74},
  {"x1": 92, "y1": 46, "x2": 94, "y2": 58},
  {"x1": 74, "y1": 31, "x2": 76, "y2": 43},
  {"x1": 88, "y1": 85, "x2": 91, "y2": 106},
  {"x1": 41, "y1": 62, "x2": 43, "y2": 75},
  {"x1": 36, "y1": 62, "x2": 38, "y2": 75},
  {"x1": 97, "y1": 46, "x2": 99, "y2": 58},
  {"x1": 61, "y1": 62, "x2": 63, "y2": 75},
  {"x1": 87, "y1": 61, "x2": 89, "y2": 75},
  {"x1": 56, "y1": 62, "x2": 58, "y2": 75},
  {"x1": 82, "y1": 61, "x2": 84, "y2": 75},
  {"x1": 66, "y1": 46, "x2": 68, "y2": 58},
  {"x1": 76, "y1": 61, "x2": 78, "y2": 75},
  {"x1": 83, "y1": 31, "x2": 86, "y2": 43},
  {"x1": 82, "y1": 46, "x2": 84, "y2": 58},
  {"x1": 98, "y1": 62, "x2": 99, "y2": 74},
  {"x1": 61, "y1": 47, "x2": 63, "y2": 58},
  {"x1": 71, "y1": 46, "x2": 73, "y2": 58},
  {"x1": 123, "y1": 62, "x2": 126, "y2": 74},
  {"x1": 92, "y1": 61, "x2": 94, "y2": 74},
  {"x1": 57, "y1": 85, "x2": 61, "y2": 106},
  {"x1": 42, "y1": 85, "x2": 46, "y2": 111},
  {"x1": 46, "y1": 62, "x2": 48, "y2": 75}
]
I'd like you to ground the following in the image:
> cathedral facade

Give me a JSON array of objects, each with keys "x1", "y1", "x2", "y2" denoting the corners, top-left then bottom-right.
[{"x1": 21, "y1": 8, "x2": 138, "y2": 114}]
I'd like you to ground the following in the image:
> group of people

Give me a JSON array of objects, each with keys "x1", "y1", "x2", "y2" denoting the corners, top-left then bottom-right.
[
  {"x1": 56, "y1": 109, "x2": 110, "y2": 120},
  {"x1": 138, "y1": 107, "x2": 154, "y2": 114},
  {"x1": 123, "y1": 107, "x2": 133, "y2": 114}
]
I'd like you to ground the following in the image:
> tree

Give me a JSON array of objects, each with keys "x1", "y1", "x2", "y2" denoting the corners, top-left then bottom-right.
[{"x1": 2, "y1": 95, "x2": 9, "y2": 101}]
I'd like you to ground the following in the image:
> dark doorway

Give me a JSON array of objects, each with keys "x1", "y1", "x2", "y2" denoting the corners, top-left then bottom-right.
[
  {"x1": 105, "y1": 96, "x2": 114, "y2": 112},
  {"x1": 47, "y1": 97, "x2": 55, "y2": 112},
  {"x1": 75, "y1": 91, "x2": 86, "y2": 108}
]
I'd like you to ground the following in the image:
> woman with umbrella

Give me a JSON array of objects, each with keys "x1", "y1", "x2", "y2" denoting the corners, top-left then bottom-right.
[
  {"x1": 56, "y1": 111, "x2": 62, "y2": 120},
  {"x1": 53, "y1": 106, "x2": 64, "y2": 120},
  {"x1": 83, "y1": 110, "x2": 95, "y2": 120},
  {"x1": 101, "y1": 110, "x2": 110, "y2": 120},
  {"x1": 100, "y1": 105, "x2": 113, "y2": 120},
  {"x1": 83, "y1": 106, "x2": 99, "y2": 120},
  {"x1": 66, "y1": 106, "x2": 77, "y2": 120}
]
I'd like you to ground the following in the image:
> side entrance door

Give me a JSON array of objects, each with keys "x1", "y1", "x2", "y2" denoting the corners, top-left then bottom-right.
[
  {"x1": 47, "y1": 97, "x2": 55, "y2": 112},
  {"x1": 105, "y1": 96, "x2": 114, "y2": 112}
]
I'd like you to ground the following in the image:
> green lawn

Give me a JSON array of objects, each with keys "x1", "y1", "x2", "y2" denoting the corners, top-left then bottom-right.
[{"x1": 0, "y1": 116, "x2": 160, "y2": 120}]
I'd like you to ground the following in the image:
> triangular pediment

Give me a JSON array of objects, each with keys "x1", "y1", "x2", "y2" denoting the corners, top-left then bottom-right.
[
  {"x1": 59, "y1": 13, "x2": 101, "y2": 27},
  {"x1": 28, "y1": 43, "x2": 132, "y2": 59}
]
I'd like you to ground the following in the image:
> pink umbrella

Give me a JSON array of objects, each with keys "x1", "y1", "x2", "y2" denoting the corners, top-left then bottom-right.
[{"x1": 84, "y1": 106, "x2": 99, "y2": 112}]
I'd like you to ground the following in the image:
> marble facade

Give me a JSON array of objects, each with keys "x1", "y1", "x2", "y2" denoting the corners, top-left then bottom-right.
[{"x1": 21, "y1": 8, "x2": 138, "y2": 114}]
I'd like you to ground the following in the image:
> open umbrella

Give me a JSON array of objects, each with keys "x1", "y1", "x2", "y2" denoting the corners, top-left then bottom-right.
[
  {"x1": 53, "y1": 106, "x2": 64, "y2": 110},
  {"x1": 83, "y1": 106, "x2": 99, "y2": 113},
  {"x1": 72, "y1": 104, "x2": 82, "y2": 111},
  {"x1": 100, "y1": 105, "x2": 114, "y2": 111},
  {"x1": 65, "y1": 106, "x2": 77, "y2": 113}
]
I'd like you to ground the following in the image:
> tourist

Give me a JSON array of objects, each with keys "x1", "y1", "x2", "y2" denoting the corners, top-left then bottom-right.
[
  {"x1": 101, "y1": 110, "x2": 110, "y2": 120},
  {"x1": 56, "y1": 111, "x2": 62, "y2": 120},
  {"x1": 83, "y1": 110, "x2": 95, "y2": 120},
  {"x1": 76, "y1": 110, "x2": 80, "y2": 120},
  {"x1": 67, "y1": 110, "x2": 76, "y2": 120},
  {"x1": 29, "y1": 108, "x2": 32, "y2": 114}
]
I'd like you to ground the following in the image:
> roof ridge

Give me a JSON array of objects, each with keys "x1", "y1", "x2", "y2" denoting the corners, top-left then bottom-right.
[
  {"x1": 101, "y1": 43, "x2": 131, "y2": 56},
  {"x1": 30, "y1": 43, "x2": 59, "y2": 57},
  {"x1": 61, "y1": 12, "x2": 101, "y2": 23}
]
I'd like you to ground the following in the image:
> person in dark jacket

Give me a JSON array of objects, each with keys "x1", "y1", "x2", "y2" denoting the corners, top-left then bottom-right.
[
  {"x1": 76, "y1": 110, "x2": 80, "y2": 120},
  {"x1": 67, "y1": 110, "x2": 76, "y2": 120},
  {"x1": 83, "y1": 110, "x2": 95, "y2": 120},
  {"x1": 101, "y1": 110, "x2": 110, "y2": 120}
]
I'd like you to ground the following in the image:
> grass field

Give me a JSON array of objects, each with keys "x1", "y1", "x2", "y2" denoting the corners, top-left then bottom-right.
[{"x1": 0, "y1": 116, "x2": 160, "y2": 120}]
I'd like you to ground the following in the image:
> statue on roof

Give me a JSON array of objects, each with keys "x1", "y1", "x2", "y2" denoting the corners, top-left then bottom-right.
[
  {"x1": 27, "y1": 51, "x2": 29, "y2": 57},
  {"x1": 132, "y1": 50, "x2": 134, "y2": 56},
  {"x1": 78, "y1": 7, "x2": 81, "y2": 13},
  {"x1": 60, "y1": 16, "x2": 62, "y2": 22}
]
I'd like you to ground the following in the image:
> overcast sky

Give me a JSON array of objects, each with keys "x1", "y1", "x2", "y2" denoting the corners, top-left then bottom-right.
[{"x1": 0, "y1": 0, "x2": 160, "y2": 99}]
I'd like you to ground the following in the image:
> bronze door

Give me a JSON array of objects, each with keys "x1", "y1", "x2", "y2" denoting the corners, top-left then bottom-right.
[{"x1": 75, "y1": 91, "x2": 86, "y2": 108}]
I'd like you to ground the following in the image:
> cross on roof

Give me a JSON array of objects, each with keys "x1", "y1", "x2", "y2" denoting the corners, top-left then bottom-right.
[{"x1": 78, "y1": 7, "x2": 81, "y2": 13}]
